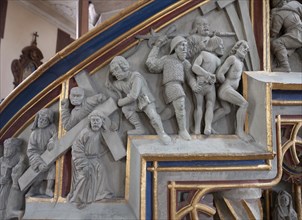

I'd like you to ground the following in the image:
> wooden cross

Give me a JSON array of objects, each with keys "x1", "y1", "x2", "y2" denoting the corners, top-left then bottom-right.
[{"x1": 18, "y1": 72, "x2": 125, "y2": 191}]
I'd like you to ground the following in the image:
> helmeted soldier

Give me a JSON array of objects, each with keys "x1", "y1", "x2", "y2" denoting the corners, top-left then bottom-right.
[
  {"x1": 270, "y1": 0, "x2": 302, "y2": 72},
  {"x1": 146, "y1": 36, "x2": 197, "y2": 141}
]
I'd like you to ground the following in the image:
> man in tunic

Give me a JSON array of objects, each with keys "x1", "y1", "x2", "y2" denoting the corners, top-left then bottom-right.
[
  {"x1": 27, "y1": 108, "x2": 57, "y2": 197},
  {"x1": 146, "y1": 36, "x2": 197, "y2": 140},
  {"x1": 109, "y1": 56, "x2": 171, "y2": 145},
  {"x1": 67, "y1": 110, "x2": 114, "y2": 209},
  {"x1": 191, "y1": 36, "x2": 224, "y2": 135},
  {"x1": 213, "y1": 40, "x2": 253, "y2": 142},
  {"x1": 61, "y1": 87, "x2": 107, "y2": 131},
  {"x1": 270, "y1": 0, "x2": 302, "y2": 72},
  {"x1": 0, "y1": 138, "x2": 23, "y2": 219}
]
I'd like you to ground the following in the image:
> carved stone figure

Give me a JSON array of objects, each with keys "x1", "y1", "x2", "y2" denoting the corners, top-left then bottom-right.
[
  {"x1": 191, "y1": 36, "x2": 224, "y2": 135},
  {"x1": 61, "y1": 87, "x2": 107, "y2": 131},
  {"x1": 67, "y1": 110, "x2": 114, "y2": 209},
  {"x1": 146, "y1": 35, "x2": 197, "y2": 141},
  {"x1": 187, "y1": 16, "x2": 212, "y2": 61},
  {"x1": 272, "y1": 190, "x2": 298, "y2": 220},
  {"x1": 187, "y1": 16, "x2": 234, "y2": 62},
  {"x1": 109, "y1": 56, "x2": 171, "y2": 145},
  {"x1": 213, "y1": 40, "x2": 253, "y2": 142},
  {"x1": 0, "y1": 138, "x2": 24, "y2": 219},
  {"x1": 27, "y1": 108, "x2": 57, "y2": 197},
  {"x1": 270, "y1": 0, "x2": 302, "y2": 72}
]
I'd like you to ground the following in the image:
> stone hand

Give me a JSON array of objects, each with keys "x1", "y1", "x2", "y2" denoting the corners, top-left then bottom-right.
[
  {"x1": 61, "y1": 98, "x2": 69, "y2": 108},
  {"x1": 118, "y1": 98, "x2": 128, "y2": 107},
  {"x1": 155, "y1": 35, "x2": 168, "y2": 47},
  {"x1": 47, "y1": 142, "x2": 55, "y2": 151},
  {"x1": 97, "y1": 93, "x2": 107, "y2": 102},
  {"x1": 38, "y1": 162, "x2": 48, "y2": 172},
  {"x1": 208, "y1": 74, "x2": 216, "y2": 84}
]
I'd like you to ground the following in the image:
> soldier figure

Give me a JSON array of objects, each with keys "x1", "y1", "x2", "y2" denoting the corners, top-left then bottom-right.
[
  {"x1": 110, "y1": 56, "x2": 171, "y2": 145},
  {"x1": 146, "y1": 36, "x2": 196, "y2": 141},
  {"x1": 270, "y1": 0, "x2": 302, "y2": 72}
]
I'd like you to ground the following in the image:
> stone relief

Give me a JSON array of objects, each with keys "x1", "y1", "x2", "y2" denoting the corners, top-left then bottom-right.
[
  {"x1": 213, "y1": 40, "x2": 253, "y2": 142},
  {"x1": 146, "y1": 35, "x2": 196, "y2": 141},
  {"x1": 67, "y1": 110, "x2": 117, "y2": 209},
  {"x1": 272, "y1": 190, "x2": 298, "y2": 220},
  {"x1": 3, "y1": 4, "x2": 270, "y2": 217},
  {"x1": 0, "y1": 138, "x2": 26, "y2": 220},
  {"x1": 27, "y1": 108, "x2": 57, "y2": 197},
  {"x1": 109, "y1": 56, "x2": 171, "y2": 145},
  {"x1": 61, "y1": 86, "x2": 107, "y2": 131},
  {"x1": 270, "y1": 0, "x2": 302, "y2": 72},
  {"x1": 191, "y1": 35, "x2": 224, "y2": 135}
]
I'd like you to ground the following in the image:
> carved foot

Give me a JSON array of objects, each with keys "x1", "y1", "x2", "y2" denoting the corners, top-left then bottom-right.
[
  {"x1": 179, "y1": 129, "x2": 191, "y2": 141},
  {"x1": 204, "y1": 127, "x2": 211, "y2": 136},
  {"x1": 127, "y1": 128, "x2": 145, "y2": 135},
  {"x1": 237, "y1": 132, "x2": 254, "y2": 143},
  {"x1": 158, "y1": 133, "x2": 172, "y2": 145},
  {"x1": 45, "y1": 188, "x2": 54, "y2": 197},
  {"x1": 193, "y1": 127, "x2": 201, "y2": 135}
]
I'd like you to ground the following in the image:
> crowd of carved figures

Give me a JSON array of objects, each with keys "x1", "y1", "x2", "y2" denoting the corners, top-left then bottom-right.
[{"x1": 1, "y1": 1, "x2": 301, "y2": 216}]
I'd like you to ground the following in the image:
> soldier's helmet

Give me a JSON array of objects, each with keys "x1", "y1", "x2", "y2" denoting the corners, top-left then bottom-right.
[{"x1": 170, "y1": 36, "x2": 186, "y2": 54}]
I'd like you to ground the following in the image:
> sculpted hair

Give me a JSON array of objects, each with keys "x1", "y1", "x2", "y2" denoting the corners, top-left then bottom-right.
[
  {"x1": 32, "y1": 108, "x2": 54, "y2": 130},
  {"x1": 4, "y1": 137, "x2": 23, "y2": 149},
  {"x1": 206, "y1": 36, "x2": 223, "y2": 52},
  {"x1": 70, "y1": 87, "x2": 84, "y2": 96},
  {"x1": 230, "y1": 40, "x2": 249, "y2": 55},
  {"x1": 110, "y1": 56, "x2": 130, "y2": 72}
]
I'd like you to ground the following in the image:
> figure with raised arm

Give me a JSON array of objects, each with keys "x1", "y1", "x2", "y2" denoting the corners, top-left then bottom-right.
[
  {"x1": 109, "y1": 56, "x2": 171, "y2": 145},
  {"x1": 213, "y1": 40, "x2": 253, "y2": 142},
  {"x1": 146, "y1": 36, "x2": 197, "y2": 141},
  {"x1": 191, "y1": 36, "x2": 224, "y2": 135}
]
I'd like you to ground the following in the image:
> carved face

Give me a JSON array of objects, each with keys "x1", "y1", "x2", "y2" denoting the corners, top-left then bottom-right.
[
  {"x1": 90, "y1": 116, "x2": 103, "y2": 131},
  {"x1": 196, "y1": 21, "x2": 210, "y2": 35},
  {"x1": 175, "y1": 41, "x2": 187, "y2": 61},
  {"x1": 215, "y1": 42, "x2": 224, "y2": 56},
  {"x1": 38, "y1": 113, "x2": 50, "y2": 128},
  {"x1": 4, "y1": 143, "x2": 15, "y2": 158},
  {"x1": 279, "y1": 194, "x2": 290, "y2": 207},
  {"x1": 236, "y1": 43, "x2": 249, "y2": 59},
  {"x1": 110, "y1": 62, "x2": 128, "y2": 81},
  {"x1": 70, "y1": 88, "x2": 84, "y2": 106}
]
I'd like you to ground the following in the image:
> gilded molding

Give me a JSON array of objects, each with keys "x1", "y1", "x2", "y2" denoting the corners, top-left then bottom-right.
[
  {"x1": 263, "y1": 0, "x2": 271, "y2": 72},
  {"x1": 140, "y1": 158, "x2": 147, "y2": 220},
  {"x1": 56, "y1": 80, "x2": 69, "y2": 199},
  {"x1": 272, "y1": 100, "x2": 302, "y2": 106},
  {"x1": 266, "y1": 83, "x2": 273, "y2": 152}
]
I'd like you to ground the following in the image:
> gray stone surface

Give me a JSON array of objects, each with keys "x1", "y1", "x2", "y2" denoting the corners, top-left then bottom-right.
[{"x1": 23, "y1": 201, "x2": 136, "y2": 220}]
